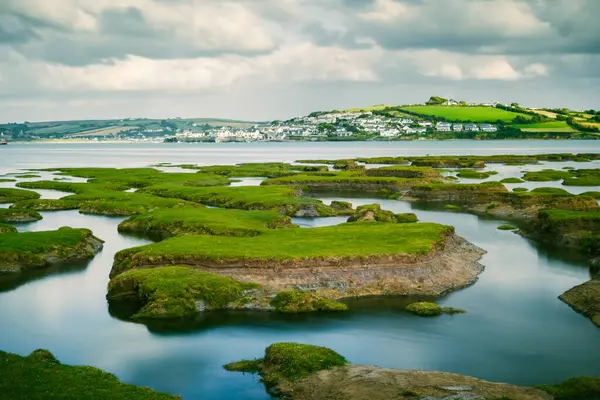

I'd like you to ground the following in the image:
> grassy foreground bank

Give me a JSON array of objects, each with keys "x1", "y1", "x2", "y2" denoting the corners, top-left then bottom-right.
[{"x1": 0, "y1": 349, "x2": 179, "y2": 399}]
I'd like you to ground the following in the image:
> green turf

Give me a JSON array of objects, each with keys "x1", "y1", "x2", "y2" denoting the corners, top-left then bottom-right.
[
  {"x1": 194, "y1": 163, "x2": 327, "y2": 177},
  {"x1": 113, "y1": 222, "x2": 452, "y2": 276},
  {"x1": 0, "y1": 349, "x2": 178, "y2": 399},
  {"x1": 535, "y1": 376, "x2": 600, "y2": 400},
  {"x1": 107, "y1": 266, "x2": 259, "y2": 319},
  {"x1": 118, "y1": 207, "x2": 296, "y2": 239},
  {"x1": 0, "y1": 223, "x2": 17, "y2": 234},
  {"x1": 500, "y1": 177, "x2": 525, "y2": 183},
  {"x1": 0, "y1": 188, "x2": 41, "y2": 203},
  {"x1": 270, "y1": 291, "x2": 348, "y2": 313},
  {"x1": 139, "y1": 184, "x2": 335, "y2": 216},
  {"x1": 522, "y1": 169, "x2": 572, "y2": 182},
  {"x1": 224, "y1": 342, "x2": 348, "y2": 384},
  {"x1": 0, "y1": 208, "x2": 42, "y2": 223},
  {"x1": 456, "y1": 170, "x2": 498, "y2": 179}
]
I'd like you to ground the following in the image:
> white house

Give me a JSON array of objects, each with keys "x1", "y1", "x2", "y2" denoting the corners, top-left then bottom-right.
[
  {"x1": 464, "y1": 124, "x2": 479, "y2": 132},
  {"x1": 480, "y1": 124, "x2": 498, "y2": 132},
  {"x1": 436, "y1": 122, "x2": 452, "y2": 132},
  {"x1": 418, "y1": 121, "x2": 433, "y2": 127},
  {"x1": 452, "y1": 124, "x2": 463, "y2": 132},
  {"x1": 380, "y1": 128, "x2": 400, "y2": 137}
]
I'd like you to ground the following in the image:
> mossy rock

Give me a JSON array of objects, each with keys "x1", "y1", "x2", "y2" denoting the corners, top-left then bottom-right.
[
  {"x1": 329, "y1": 201, "x2": 354, "y2": 215},
  {"x1": 512, "y1": 187, "x2": 529, "y2": 192},
  {"x1": 347, "y1": 204, "x2": 400, "y2": 223},
  {"x1": 522, "y1": 169, "x2": 571, "y2": 182},
  {"x1": 107, "y1": 266, "x2": 260, "y2": 319},
  {"x1": 405, "y1": 302, "x2": 466, "y2": 317},
  {"x1": 270, "y1": 291, "x2": 348, "y2": 313},
  {"x1": 0, "y1": 178, "x2": 17, "y2": 183},
  {"x1": 530, "y1": 187, "x2": 571, "y2": 196},
  {"x1": 456, "y1": 170, "x2": 498, "y2": 179},
  {"x1": 224, "y1": 342, "x2": 348, "y2": 386},
  {"x1": 27, "y1": 349, "x2": 60, "y2": 364},
  {"x1": 0, "y1": 223, "x2": 17, "y2": 234},
  {"x1": 497, "y1": 225, "x2": 518, "y2": 231},
  {"x1": 11, "y1": 199, "x2": 81, "y2": 211},
  {"x1": 0, "y1": 208, "x2": 42, "y2": 223},
  {"x1": 444, "y1": 204, "x2": 460, "y2": 210},
  {"x1": 395, "y1": 213, "x2": 418, "y2": 223},
  {"x1": 0, "y1": 188, "x2": 41, "y2": 204},
  {"x1": 500, "y1": 177, "x2": 525, "y2": 184}
]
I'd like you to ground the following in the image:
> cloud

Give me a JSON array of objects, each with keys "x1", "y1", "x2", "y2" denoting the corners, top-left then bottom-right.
[{"x1": 0, "y1": 0, "x2": 598, "y2": 122}]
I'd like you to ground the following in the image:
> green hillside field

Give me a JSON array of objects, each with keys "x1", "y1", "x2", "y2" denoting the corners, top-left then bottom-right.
[{"x1": 400, "y1": 106, "x2": 530, "y2": 122}]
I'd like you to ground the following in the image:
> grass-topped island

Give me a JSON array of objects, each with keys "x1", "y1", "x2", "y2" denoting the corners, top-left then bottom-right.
[
  {"x1": 0, "y1": 227, "x2": 104, "y2": 274},
  {"x1": 108, "y1": 219, "x2": 485, "y2": 319},
  {"x1": 224, "y1": 342, "x2": 577, "y2": 400}
]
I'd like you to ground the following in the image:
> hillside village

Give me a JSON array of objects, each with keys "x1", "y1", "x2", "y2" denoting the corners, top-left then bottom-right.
[{"x1": 174, "y1": 107, "x2": 499, "y2": 142}]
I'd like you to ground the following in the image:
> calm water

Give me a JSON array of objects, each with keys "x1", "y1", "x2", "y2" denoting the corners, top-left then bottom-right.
[{"x1": 1, "y1": 141, "x2": 600, "y2": 399}]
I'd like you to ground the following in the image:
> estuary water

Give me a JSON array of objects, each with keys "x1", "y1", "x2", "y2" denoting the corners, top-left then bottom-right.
[{"x1": 1, "y1": 141, "x2": 600, "y2": 399}]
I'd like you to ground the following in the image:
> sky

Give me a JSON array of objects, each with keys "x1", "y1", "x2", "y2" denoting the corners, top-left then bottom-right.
[{"x1": 0, "y1": 0, "x2": 598, "y2": 123}]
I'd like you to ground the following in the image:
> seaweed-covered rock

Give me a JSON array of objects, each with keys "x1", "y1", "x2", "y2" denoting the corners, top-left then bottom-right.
[
  {"x1": 405, "y1": 302, "x2": 466, "y2": 317},
  {"x1": 0, "y1": 208, "x2": 42, "y2": 223},
  {"x1": 0, "y1": 227, "x2": 104, "y2": 274},
  {"x1": 270, "y1": 291, "x2": 347, "y2": 313},
  {"x1": 347, "y1": 204, "x2": 397, "y2": 223},
  {"x1": 329, "y1": 201, "x2": 354, "y2": 215},
  {"x1": 560, "y1": 276, "x2": 600, "y2": 328}
]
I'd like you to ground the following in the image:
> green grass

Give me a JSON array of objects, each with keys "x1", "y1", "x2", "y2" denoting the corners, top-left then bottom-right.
[
  {"x1": 400, "y1": 106, "x2": 529, "y2": 122},
  {"x1": 512, "y1": 121, "x2": 576, "y2": 132},
  {"x1": 0, "y1": 223, "x2": 17, "y2": 234},
  {"x1": 0, "y1": 208, "x2": 42, "y2": 223},
  {"x1": 365, "y1": 166, "x2": 441, "y2": 179},
  {"x1": 0, "y1": 188, "x2": 41, "y2": 203},
  {"x1": 112, "y1": 222, "x2": 453, "y2": 276},
  {"x1": 195, "y1": 163, "x2": 327, "y2": 177},
  {"x1": 579, "y1": 191, "x2": 600, "y2": 199},
  {"x1": 0, "y1": 178, "x2": 17, "y2": 182},
  {"x1": 107, "y1": 266, "x2": 259, "y2": 319},
  {"x1": 0, "y1": 349, "x2": 178, "y2": 400},
  {"x1": 535, "y1": 376, "x2": 600, "y2": 400},
  {"x1": 530, "y1": 187, "x2": 571, "y2": 196},
  {"x1": 118, "y1": 207, "x2": 296, "y2": 239},
  {"x1": 355, "y1": 157, "x2": 409, "y2": 165},
  {"x1": 512, "y1": 187, "x2": 529, "y2": 192},
  {"x1": 500, "y1": 177, "x2": 525, "y2": 183},
  {"x1": 13, "y1": 174, "x2": 42, "y2": 178},
  {"x1": 405, "y1": 302, "x2": 466, "y2": 316},
  {"x1": 139, "y1": 184, "x2": 335, "y2": 216},
  {"x1": 562, "y1": 169, "x2": 600, "y2": 186},
  {"x1": 411, "y1": 181, "x2": 506, "y2": 192},
  {"x1": 224, "y1": 342, "x2": 348, "y2": 385},
  {"x1": 0, "y1": 227, "x2": 101, "y2": 272},
  {"x1": 498, "y1": 225, "x2": 518, "y2": 230},
  {"x1": 522, "y1": 169, "x2": 572, "y2": 182},
  {"x1": 11, "y1": 199, "x2": 81, "y2": 211},
  {"x1": 270, "y1": 291, "x2": 348, "y2": 313},
  {"x1": 456, "y1": 170, "x2": 498, "y2": 179}
]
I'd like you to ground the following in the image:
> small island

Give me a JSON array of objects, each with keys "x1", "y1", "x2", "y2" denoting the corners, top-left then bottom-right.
[
  {"x1": 224, "y1": 342, "x2": 599, "y2": 400},
  {"x1": 0, "y1": 227, "x2": 104, "y2": 274}
]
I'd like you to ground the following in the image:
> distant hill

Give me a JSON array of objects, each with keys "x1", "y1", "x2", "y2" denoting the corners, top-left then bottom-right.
[{"x1": 0, "y1": 117, "x2": 265, "y2": 140}]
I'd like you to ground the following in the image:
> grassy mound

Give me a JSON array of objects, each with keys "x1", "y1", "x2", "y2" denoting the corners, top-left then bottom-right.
[
  {"x1": 0, "y1": 349, "x2": 178, "y2": 399},
  {"x1": 405, "y1": 302, "x2": 466, "y2": 316},
  {"x1": 195, "y1": 162, "x2": 327, "y2": 177},
  {"x1": 224, "y1": 342, "x2": 348, "y2": 385},
  {"x1": 456, "y1": 170, "x2": 498, "y2": 179},
  {"x1": 365, "y1": 166, "x2": 441, "y2": 179},
  {"x1": 563, "y1": 169, "x2": 600, "y2": 186},
  {"x1": 270, "y1": 291, "x2": 348, "y2": 313},
  {"x1": 500, "y1": 177, "x2": 525, "y2": 183},
  {"x1": 107, "y1": 266, "x2": 259, "y2": 319},
  {"x1": 0, "y1": 223, "x2": 17, "y2": 234},
  {"x1": 0, "y1": 178, "x2": 17, "y2": 183},
  {"x1": 118, "y1": 208, "x2": 296, "y2": 239},
  {"x1": 579, "y1": 191, "x2": 600, "y2": 199},
  {"x1": 522, "y1": 169, "x2": 571, "y2": 182},
  {"x1": 0, "y1": 188, "x2": 40, "y2": 203},
  {"x1": 0, "y1": 227, "x2": 103, "y2": 273},
  {"x1": 529, "y1": 187, "x2": 571, "y2": 196},
  {"x1": 139, "y1": 184, "x2": 336, "y2": 216},
  {"x1": 497, "y1": 225, "x2": 518, "y2": 230},
  {"x1": 13, "y1": 174, "x2": 41, "y2": 178},
  {"x1": 535, "y1": 376, "x2": 600, "y2": 400},
  {"x1": 112, "y1": 222, "x2": 453, "y2": 277},
  {"x1": 11, "y1": 199, "x2": 81, "y2": 211},
  {"x1": 513, "y1": 187, "x2": 529, "y2": 192},
  {"x1": 0, "y1": 208, "x2": 42, "y2": 223}
]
